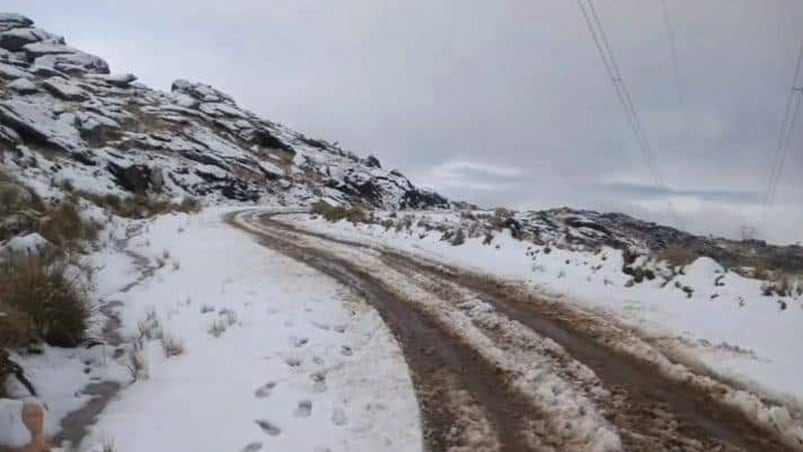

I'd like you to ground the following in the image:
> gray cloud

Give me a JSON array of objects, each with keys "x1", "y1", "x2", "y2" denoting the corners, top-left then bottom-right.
[
  {"x1": 6, "y1": 0, "x2": 803, "y2": 244},
  {"x1": 604, "y1": 182, "x2": 762, "y2": 204}
]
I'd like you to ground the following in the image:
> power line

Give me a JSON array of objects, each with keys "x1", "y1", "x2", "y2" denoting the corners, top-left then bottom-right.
[
  {"x1": 659, "y1": 0, "x2": 689, "y2": 125},
  {"x1": 760, "y1": 37, "x2": 803, "y2": 223},
  {"x1": 578, "y1": 0, "x2": 684, "y2": 228}
]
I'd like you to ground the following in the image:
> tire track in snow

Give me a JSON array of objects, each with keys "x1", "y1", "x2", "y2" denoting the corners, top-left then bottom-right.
[
  {"x1": 233, "y1": 210, "x2": 798, "y2": 452},
  {"x1": 232, "y1": 213, "x2": 538, "y2": 451}
]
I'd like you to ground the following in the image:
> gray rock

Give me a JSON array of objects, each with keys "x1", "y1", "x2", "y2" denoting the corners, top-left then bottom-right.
[
  {"x1": 6, "y1": 78, "x2": 36, "y2": 94},
  {"x1": 42, "y1": 77, "x2": 88, "y2": 101},
  {"x1": 0, "y1": 47, "x2": 26, "y2": 66},
  {"x1": 0, "y1": 13, "x2": 33, "y2": 32},
  {"x1": 95, "y1": 72, "x2": 137, "y2": 88},
  {"x1": 29, "y1": 64, "x2": 67, "y2": 78},
  {"x1": 0, "y1": 99, "x2": 84, "y2": 152},
  {"x1": 107, "y1": 163, "x2": 162, "y2": 194},
  {"x1": 25, "y1": 43, "x2": 109, "y2": 74},
  {"x1": 0, "y1": 27, "x2": 63, "y2": 52},
  {"x1": 0, "y1": 62, "x2": 31, "y2": 79},
  {"x1": 0, "y1": 124, "x2": 20, "y2": 146},
  {"x1": 171, "y1": 79, "x2": 235, "y2": 104}
]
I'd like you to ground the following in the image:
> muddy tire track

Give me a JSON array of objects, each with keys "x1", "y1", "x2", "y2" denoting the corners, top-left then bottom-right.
[
  {"x1": 233, "y1": 216, "x2": 542, "y2": 451},
  {"x1": 231, "y1": 211, "x2": 799, "y2": 452}
]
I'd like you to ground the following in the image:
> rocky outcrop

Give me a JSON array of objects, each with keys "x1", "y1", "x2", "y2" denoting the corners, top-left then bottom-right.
[
  {"x1": 0, "y1": 14, "x2": 33, "y2": 33},
  {"x1": 0, "y1": 13, "x2": 449, "y2": 210},
  {"x1": 0, "y1": 27, "x2": 63, "y2": 52},
  {"x1": 107, "y1": 163, "x2": 163, "y2": 195}
]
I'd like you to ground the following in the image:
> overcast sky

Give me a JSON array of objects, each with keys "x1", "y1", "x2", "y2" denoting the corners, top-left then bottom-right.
[{"x1": 8, "y1": 1, "x2": 803, "y2": 244}]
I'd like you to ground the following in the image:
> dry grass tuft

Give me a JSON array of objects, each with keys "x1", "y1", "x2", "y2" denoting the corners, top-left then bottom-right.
[
  {"x1": 38, "y1": 198, "x2": 100, "y2": 248},
  {"x1": 125, "y1": 347, "x2": 148, "y2": 382},
  {"x1": 160, "y1": 334, "x2": 185, "y2": 358},
  {"x1": 208, "y1": 319, "x2": 228, "y2": 338},
  {"x1": 77, "y1": 191, "x2": 201, "y2": 219},
  {"x1": 659, "y1": 246, "x2": 698, "y2": 268},
  {"x1": 137, "y1": 310, "x2": 163, "y2": 341},
  {"x1": 0, "y1": 253, "x2": 93, "y2": 347},
  {"x1": 311, "y1": 202, "x2": 368, "y2": 224}
]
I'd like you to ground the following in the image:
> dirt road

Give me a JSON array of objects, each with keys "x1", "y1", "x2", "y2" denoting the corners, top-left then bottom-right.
[{"x1": 231, "y1": 210, "x2": 797, "y2": 452}]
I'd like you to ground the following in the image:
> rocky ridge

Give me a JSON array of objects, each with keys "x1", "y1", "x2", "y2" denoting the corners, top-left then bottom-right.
[{"x1": 0, "y1": 13, "x2": 448, "y2": 211}]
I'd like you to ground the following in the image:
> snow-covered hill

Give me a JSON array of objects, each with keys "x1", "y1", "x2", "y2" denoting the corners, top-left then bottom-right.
[
  {"x1": 0, "y1": 13, "x2": 448, "y2": 210},
  {"x1": 279, "y1": 210, "x2": 803, "y2": 413}
]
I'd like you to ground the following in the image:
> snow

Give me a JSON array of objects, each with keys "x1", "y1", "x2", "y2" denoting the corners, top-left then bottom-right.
[
  {"x1": 43, "y1": 77, "x2": 88, "y2": 101},
  {"x1": 258, "y1": 160, "x2": 284, "y2": 177},
  {"x1": 6, "y1": 78, "x2": 37, "y2": 93},
  {"x1": 75, "y1": 209, "x2": 421, "y2": 451},
  {"x1": 281, "y1": 213, "x2": 803, "y2": 411},
  {"x1": 0, "y1": 400, "x2": 30, "y2": 448},
  {"x1": 0, "y1": 232, "x2": 50, "y2": 256},
  {"x1": 0, "y1": 98, "x2": 85, "y2": 152},
  {"x1": 0, "y1": 62, "x2": 31, "y2": 79}
]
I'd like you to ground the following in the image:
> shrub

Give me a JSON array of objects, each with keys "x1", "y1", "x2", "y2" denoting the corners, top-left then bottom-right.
[
  {"x1": 160, "y1": 334, "x2": 185, "y2": 358},
  {"x1": 0, "y1": 304, "x2": 35, "y2": 349},
  {"x1": 311, "y1": 202, "x2": 368, "y2": 224},
  {"x1": 0, "y1": 253, "x2": 92, "y2": 347},
  {"x1": 660, "y1": 246, "x2": 698, "y2": 268},
  {"x1": 175, "y1": 197, "x2": 201, "y2": 214},
  {"x1": 208, "y1": 319, "x2": 227, "y2": 338},
  {"x1": 125, "y1": 348, "x2": 148, "y2": 381},
  {"x1": 77, "y1": 191, "x2": 200, "y2": 218},
  {"x1": 450, "y1": 228, "x2": 466, "y2": 246},
  {"x1": 38, "y1": 198, "x2": 100, "y2": 248},
  {"x1": 137, "y1": 310, "x2": 163, "y2": 341}
]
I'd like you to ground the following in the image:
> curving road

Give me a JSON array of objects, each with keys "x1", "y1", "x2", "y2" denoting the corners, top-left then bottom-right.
[{"x1": 230, "y1": 210, "x2": 797, "y2": 452}]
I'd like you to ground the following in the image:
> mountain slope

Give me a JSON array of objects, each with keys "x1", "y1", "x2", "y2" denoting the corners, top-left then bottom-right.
[{"x1": 0, "y1": 13, "x2": 448, "y2": 210}]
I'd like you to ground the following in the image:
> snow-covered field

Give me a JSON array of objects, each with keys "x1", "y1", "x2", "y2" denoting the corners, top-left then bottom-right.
[
  {"x1": 14, "y1": 208, "x2": 420, "y2": 452},
  {"x1": 279, "y1": 213, "x2": 803, "y2": 410}
]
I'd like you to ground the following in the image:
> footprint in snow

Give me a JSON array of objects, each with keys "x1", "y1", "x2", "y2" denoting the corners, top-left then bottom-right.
[
  {"x1": 254, "y1": 381, "x2": 277, "y2": 398},
  {"x1": 331, "y1": 408, "x2": 348, "y2": 426},
  {"x1": 310, "y1": 370, "x2": 327, "y2": 392},
  {"x1": 290, "y1": 336, "x2": 309, "y2": 348},
  {"x1": 240, "y1": 442, "x2": 263, "y2": 452},
  {"x1": 310, "y1": 321, "x2": 330, "y2": 331},
  {"x1": 285, "y1": 357, "x2": 302, "y2": 368},
  {"x1": 294, "y1": 399, "x2": 312, "y2": 418},
  {"x1": 340, "y1": 345, "x2": 353, "y2": 356},
  {"x1": 255, "y1": 419, "x2": 282, "y2": 436}
]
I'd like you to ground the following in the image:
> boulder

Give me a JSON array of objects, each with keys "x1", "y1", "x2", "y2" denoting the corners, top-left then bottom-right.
[
  {"x1": 90, "y1": 72, "x2": 137, "y2": 88},
  {"x1": 6, "y1": 78, "x2": 37, "y2": 94},
  {"x1": 0, "y1": 99, "x2": 84, "y2": 153},
  {"x1": 171, "y1": 79, "x2": 234, "y2": 104},
  {"x1": 0, "y1": 63, "x2": 31, "y2": 80},
  {"x1": 0, "y1": 13, "x2": 33, "y2": 33},
  {"x1": 0, "y1": 27, "x2": 63, "y2": 52},
  {"x1": 42, "y1": 78, "x2": 87, "y2": 101},
  {"x1": 24, "y1": 43, "x2": 109, "y2": 74},
  {"x1": 364, "y1": 155, "x2": 382, "y2": 168},
  {"x1": 0, "y1": 124, "x2": 20, "y2": 146},
  {"x1": 107, "y1": 162, "x2": 162, "y2": 194}
]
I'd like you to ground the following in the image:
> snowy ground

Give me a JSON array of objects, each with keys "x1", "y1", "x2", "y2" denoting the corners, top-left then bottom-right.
[
  {"x1": 14, "y1": 208, "x2": 420, "y2": 452},
  {"x1": 279, "y1": 213, "x2": 803, "y2": 411}
]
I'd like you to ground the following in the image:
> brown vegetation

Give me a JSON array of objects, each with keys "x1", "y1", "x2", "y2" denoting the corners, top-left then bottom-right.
[
  {"x1": 77, "y1": 190, "x2": 201, "y2": 218},
  {"x1": 0, "y1": 253, "x2": 93, "y2": 348},
  {"x1": 659, "y1": 246, "x2": 698, "y2": 268},
  {"x1": 310, "y1": 202, "x2": 368, "y2": 224}
]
